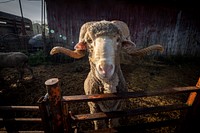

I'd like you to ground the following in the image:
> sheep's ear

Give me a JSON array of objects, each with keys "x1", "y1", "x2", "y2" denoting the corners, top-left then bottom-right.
[
  {"x1": 122, "y1": 40, "x2": 136, "y2": 51},
  {"x1": 74, "y1": 42, "x2": 87, "y2": 50}
]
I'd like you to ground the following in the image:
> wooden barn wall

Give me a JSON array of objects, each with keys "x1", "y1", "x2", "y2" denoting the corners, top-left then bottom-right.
[{"x1": 45, "y1": 0, "x2": 200, "y2": 57}]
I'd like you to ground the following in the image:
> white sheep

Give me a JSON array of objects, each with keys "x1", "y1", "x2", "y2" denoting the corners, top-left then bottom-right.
[
  {"x1": 0, "y1": 52, "x2": 33, "y2": 80},
  {"x1": 50, "y1": 20, "x2": 164, "y2": 129}
]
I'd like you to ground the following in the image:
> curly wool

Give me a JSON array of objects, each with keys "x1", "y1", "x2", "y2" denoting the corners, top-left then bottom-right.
[{"x1": 87, "y1": 20, "x2": 122, "y2": 39}]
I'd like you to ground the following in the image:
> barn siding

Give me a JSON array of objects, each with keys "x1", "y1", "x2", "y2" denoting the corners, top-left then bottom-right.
[{"x1": 45, "y1": 0, "x2": 200, "y2": 57}]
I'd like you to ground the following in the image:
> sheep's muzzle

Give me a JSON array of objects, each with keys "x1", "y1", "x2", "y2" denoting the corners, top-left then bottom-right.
[{"x1": 90, "y1": 36, "x2": 119, "y2": 80}]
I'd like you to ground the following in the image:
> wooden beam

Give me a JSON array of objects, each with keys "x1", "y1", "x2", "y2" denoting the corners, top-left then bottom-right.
[
  {"x1": 0, "y1": 106, "x2": 39, "y2": 111},
  {"x1": 0, "y1": 131, "x2": 44, "y2": 133},
  {"x1": 0, "y1": 118, "x2": 42, "y2": 123},
  {"x1": 186, "y1": 77, "x2": 200, "y2": 106},
  {"x1": 63, "y1": 86, "x2": 200, "y2": 103},
  {"x1": 72, "y1": 104, "x2": 189, "y2": 121}
]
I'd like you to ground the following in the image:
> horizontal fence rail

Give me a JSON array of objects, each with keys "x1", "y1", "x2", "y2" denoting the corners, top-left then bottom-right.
[
  {"x1": 0, "y1": 118, "x2": 42, "y2": 123},
  {"x1": 0, "y1": 131, "x2": 44, "y2": 133},
  {"x1": 0, "y1": 106, "x2": 39, "y2": 111},
  {"x1": 62, "y1": 86, "x2": 200, "y2": 103},
  {"x1": 0, "y1": 105, "x2": 43, "y2": 132},
  {"x1": 71, "y1": 103, "x2": 190, "y2": 121}
]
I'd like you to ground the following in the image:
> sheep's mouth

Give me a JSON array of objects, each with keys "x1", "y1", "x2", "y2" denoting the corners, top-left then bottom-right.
[
  {"x1": 98, "y1": 73, "x2": 110, "y2": 79},
  {"x1": 96, "y1": 68, "x2": 114, "y2": 80}
]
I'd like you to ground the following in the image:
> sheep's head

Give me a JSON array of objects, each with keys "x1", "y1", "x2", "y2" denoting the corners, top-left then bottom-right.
[
  {"x1": 50, "y1": 20, "x2": 164, "y2": 80},
  {"x1": 74, "y1": 21, "x2": 136, "y2": 80}
]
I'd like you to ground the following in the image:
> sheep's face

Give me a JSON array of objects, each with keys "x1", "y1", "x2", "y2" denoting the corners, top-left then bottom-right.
[
  {"x1": 88, "y1": 35, "x2": 121, "y2": 80},
  {"x1": 74, "y1": 21, "x2": 135, "y2": 80},
  {"x1": 81, "y1": 22, "x2": 122, "y2": 80}
]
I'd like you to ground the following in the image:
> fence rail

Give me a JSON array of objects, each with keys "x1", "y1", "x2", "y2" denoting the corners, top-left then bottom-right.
[
  {"x1": 0, "y1": 105, "x2": 43, "y2": 132},
  {"x1": 62, "y1": 86, "x2": 200, "y2": 102},
  {"x1": 0, "y1": 77, "x2": 200, "y2": 133},
  {"x1": 0, "y1": 106, "x2": 39, "y2": 111}
]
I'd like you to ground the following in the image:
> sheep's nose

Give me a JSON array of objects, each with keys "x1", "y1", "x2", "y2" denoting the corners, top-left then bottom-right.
[{"x1": 98, "y1": 64, "x2": 113, "y2": 76}]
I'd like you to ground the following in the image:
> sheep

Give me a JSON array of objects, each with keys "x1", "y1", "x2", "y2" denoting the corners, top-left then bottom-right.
[
  {"x1": 50, "y1": 20, "x2": 164, "y2": 130},
  {"x1": 0, "y1": 52, "x2": 34, "y2": 80}
]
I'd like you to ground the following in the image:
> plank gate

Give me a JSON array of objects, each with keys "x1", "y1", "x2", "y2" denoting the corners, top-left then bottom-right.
[{"x1": 0, "y1": 77, "x2": 200, "y2": 133}]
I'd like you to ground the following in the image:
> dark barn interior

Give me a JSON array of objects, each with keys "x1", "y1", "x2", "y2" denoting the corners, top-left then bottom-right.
[
  {"x1": 0, "y1": 0, "x2": 200, "y2": 132},
  {"x1": 46, "y1": 0, "x2": 200, "y2": 56}
]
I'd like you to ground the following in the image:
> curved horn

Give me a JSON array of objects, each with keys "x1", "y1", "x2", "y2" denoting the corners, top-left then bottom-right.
[
  {"x1": 78, "y1": 21, "x2": 95, "y2": 42},
  {"x1": 128, "y1": 44, "x2": 164, "y2": 56},
  {"x1": 50, "y1": 45, "x2": 86, "y2": 59},
  {"x1": 112, "y1": 20, "x2": 136, "y2": 48},
  {"x1": 50, "y1": 22, "x2": 95, "y2": 59},
  {"x1": 112, "y1": 20, "x2": 130, "y2": 40}
]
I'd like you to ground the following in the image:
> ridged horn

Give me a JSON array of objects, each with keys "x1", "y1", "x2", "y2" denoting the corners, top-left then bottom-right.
[
  {"x1": 128, "y1": 44, "x2": 164, "y2": 56},
  {"x1": 50, "y1": 46, "x2": 86, "y2": 59}
]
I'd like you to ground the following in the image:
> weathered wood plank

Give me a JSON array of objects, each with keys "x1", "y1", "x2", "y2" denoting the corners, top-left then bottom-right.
[
  {"x1": 0, "y1": 118, "x2": 42, "y2": 123},
  {"x1": 0, "y1": 131, "x2": 44, "y2": 133},
  {"x1": 62, "y1": 86, "x2": 200, "y2": 102},
  {"x1": 0, "y1": 106, "x2": 39, "y2": 111},
  {"x1": 72, "y1": 104, "x2": 189, "y2": 121}
]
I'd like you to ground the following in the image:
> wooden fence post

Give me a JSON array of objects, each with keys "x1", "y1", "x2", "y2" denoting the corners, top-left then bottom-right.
[
  {"x1": 186, "y1": 77, "x2": 200, "y2": 113},
  {"x1": 179, "y1": 77, "x2": 200, "y2": 133},
  {"x1": 44, "y1": 78, "x2": 65, "y2": 133},
  {"x1": 44, "y1": 78, "x2": 72, "y2": 133},
  {"x1": 62, "y1": 102, "x2": 73, "y2": 133}
]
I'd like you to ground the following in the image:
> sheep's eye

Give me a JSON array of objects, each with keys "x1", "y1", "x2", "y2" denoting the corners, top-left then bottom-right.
[
  {"x1": 116, "y1": 37, "x2": 120, "y2": 43},
  {"x1": 87, "y1": 39, "x2": 92, "y2": 43}
]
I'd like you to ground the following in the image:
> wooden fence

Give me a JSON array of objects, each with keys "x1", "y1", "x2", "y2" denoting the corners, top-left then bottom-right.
[{"x1": 0, "y1": 77, "x2": 200, "y2": 133}]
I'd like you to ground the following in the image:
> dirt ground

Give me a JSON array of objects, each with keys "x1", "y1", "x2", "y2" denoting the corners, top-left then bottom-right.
[{"x1": 0, "y1": 56, "x2": 200, "y2": 132}]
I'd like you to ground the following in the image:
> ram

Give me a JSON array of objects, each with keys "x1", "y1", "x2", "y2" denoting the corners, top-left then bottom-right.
[
  {"x1": 50, "y1": 20, "x2": 164, "y2": 129},
  {"x1": 0, "y1": 52, "x2": 33, "y2": 80}
]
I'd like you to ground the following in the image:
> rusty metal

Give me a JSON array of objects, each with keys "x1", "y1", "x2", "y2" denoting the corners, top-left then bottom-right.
[{"x1": 45, "y1": 78, "x2": 65, "y2": 133}]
